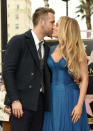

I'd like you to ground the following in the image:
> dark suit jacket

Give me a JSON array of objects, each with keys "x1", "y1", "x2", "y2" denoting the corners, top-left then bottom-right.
[{"x1": 2, "y1": 30, "x2": 51, "y2": 111}]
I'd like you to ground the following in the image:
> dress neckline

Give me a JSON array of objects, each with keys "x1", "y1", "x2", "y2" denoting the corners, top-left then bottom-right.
[
  {"x1": 50, "y1": 46, "x2": 63, "y2": 64},
  {"x1": 50, "y1": 54, "x2": 63, "y2": 64}
]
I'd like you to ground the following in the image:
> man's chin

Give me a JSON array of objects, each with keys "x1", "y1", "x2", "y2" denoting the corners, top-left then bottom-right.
[
  {"x1": 47, "y1": 33, "x2": 52, "y2": 38},
  {"x1": 47, "y1": 35, "x2": 52, "y2": 37}
]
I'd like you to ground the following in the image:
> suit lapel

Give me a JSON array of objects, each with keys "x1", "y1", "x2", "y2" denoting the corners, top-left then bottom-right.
[{"x1": 25, "y1": 30, "x2": 40, "y2": 70}]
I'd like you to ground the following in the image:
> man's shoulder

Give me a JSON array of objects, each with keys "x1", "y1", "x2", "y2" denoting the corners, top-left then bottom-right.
[
  {"x1": 8, "y1": 29, "x2": 31, "y2": 45},
  {"x1": 10, "y1": 30, "x2": 31, "y2": 41}
]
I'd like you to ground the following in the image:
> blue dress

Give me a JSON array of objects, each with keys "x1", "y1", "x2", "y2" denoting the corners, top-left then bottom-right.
[{"x1": 42, "y1": 46, "x2": 89, "y2": 131}]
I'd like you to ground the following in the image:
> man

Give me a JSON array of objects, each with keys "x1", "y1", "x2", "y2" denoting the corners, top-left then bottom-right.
[{"x1": 2, "y1": 7, "x2": 55, "y2": 131}]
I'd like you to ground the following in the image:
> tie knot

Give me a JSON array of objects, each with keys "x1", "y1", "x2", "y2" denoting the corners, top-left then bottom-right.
[
  {"x1": 39, "y1": 40, "x2": 44, "y2": 46},
  {"x1": 38, "y1": 41, "x2": 44, "y2": 59},
  {"x1": 38, "y1": 42, "x2": 42, "y2": 49}
]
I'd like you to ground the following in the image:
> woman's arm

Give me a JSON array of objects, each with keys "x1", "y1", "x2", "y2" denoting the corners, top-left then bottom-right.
[
  {"x1": 77, "y1": 59, "x2": 88, "y2": 106},
  {"x1": 72, "y1": 59, "x2": 88, "y2": 123}
]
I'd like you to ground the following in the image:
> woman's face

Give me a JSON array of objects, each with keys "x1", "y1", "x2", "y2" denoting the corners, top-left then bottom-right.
[{"x1": 52, "y1": 20, "x2": 60, "y2": 38}]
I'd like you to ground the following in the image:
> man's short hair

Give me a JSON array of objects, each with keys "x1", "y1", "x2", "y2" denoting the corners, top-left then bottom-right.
[{"x1": 32, "y1": 7, "x2": 55, "y2": 27}]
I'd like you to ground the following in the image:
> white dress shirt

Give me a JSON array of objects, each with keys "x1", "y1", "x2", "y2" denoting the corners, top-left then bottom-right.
[
  {"x1": 31, "y1": 30, "x2": 44, "y2": 59},
  {"x1": 31, "y1": 30, "x2": 44, "y2": 92}
]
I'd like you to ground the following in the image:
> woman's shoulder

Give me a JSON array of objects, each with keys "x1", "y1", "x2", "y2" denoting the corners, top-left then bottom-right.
[{"x1": 50, "y1": 45, "x2": 57, "y2": 53}]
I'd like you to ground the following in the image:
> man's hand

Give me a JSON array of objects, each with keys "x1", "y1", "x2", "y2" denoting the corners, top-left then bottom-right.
[
  {"x1": 12, "y1": 100, "x2": 23, "y2": 118},
  {"x1": 74, "y1": 78, "x2": 80, "y2": 86}
]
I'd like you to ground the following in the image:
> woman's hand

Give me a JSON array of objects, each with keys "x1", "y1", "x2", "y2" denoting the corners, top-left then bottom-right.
[{"x1": 71, "y1": 104, "x2": 82, "y2": 123}]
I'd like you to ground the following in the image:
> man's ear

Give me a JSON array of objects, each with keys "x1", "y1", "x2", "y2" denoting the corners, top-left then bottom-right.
[{"x1": 39, "y1": 18, "x2": 45, "y2": 25}]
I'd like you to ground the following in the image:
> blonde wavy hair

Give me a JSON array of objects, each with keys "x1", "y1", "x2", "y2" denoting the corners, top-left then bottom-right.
[{"x1": 58, "y1": 16, "x2": 87, "y2": 79}]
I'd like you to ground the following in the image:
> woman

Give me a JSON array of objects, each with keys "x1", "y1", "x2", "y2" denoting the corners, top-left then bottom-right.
[{"x1": 42, "y1": 16, "x2": 89, "y2": 131}]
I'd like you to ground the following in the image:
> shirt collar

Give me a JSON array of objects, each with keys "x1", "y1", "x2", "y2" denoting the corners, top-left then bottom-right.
[
  {"x1": 31, "y1": 30, "x2": 44, "y2": 50},
  {"x1": 31, "y1": 30, "x2": 39, "y2": 48}
]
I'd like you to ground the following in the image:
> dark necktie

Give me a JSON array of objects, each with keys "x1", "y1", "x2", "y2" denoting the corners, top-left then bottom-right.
[
  {"x1": 38, "y1": 41, "x2": 42, "y2": 60},
  {"x1": 38, "y1": 41, "x2": 44, "y2": 93}
]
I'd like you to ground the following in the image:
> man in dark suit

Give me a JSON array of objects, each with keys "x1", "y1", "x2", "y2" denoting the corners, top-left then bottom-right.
[{"x1": 2, "y1": 7, "x2": 55, "y2": 131}]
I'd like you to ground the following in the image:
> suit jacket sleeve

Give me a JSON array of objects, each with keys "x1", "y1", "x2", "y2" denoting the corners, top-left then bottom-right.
[{"x1": 2, "y1": 35, "x2": 24, "y2": 103}]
